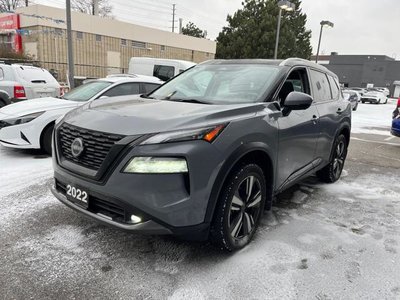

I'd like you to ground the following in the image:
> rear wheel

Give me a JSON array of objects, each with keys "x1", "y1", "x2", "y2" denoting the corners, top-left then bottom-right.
[
  {"x1": 317, "y1": 134, "x2": 347, "y2": 183},
  {"x1": 210, "y1": 163, "x2": 266, "y2": 251},
  {"x1": 41, "y1": 124, "x2": 54, "y2": 155}
]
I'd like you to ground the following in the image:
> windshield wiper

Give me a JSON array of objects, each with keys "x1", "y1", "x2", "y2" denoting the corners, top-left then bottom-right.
[
  {"x1": 167, "y1": 98, "x2": 212, "y2": 105},
  {"x1": 140, "y1": 94, "x2": 155, "y2": 99}
]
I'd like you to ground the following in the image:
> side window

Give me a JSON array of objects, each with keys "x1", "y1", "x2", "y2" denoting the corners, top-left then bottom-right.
[
  {"x1": 153, "y1": 65, "x2": 175, "y2": 81},
  {"x1": 102, "y1": 83, "x2": 140, "y2": 97},
  {"x1": 310, "y1": 70, "x2": 332, "y2": 102},
  {"x1": 0, "y1": 68, "x2": 4, "y2": 80},
  {"x1": 277, "y1": 68, "x2": 311, "y2": 104},
  {"x1": 143, "y1": 83, "x2": 160, "y2": 93},
  {"x1": 327, "y1": 75, "x2": 340, "y2": 100}
]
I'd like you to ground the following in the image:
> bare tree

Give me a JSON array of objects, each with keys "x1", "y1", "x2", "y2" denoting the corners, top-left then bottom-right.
[
  {"x1": 0, "y1": 0, "x2": 26, "y2": 11},
  {"x1": 72, "y1": 0, "x2": 112, "y2": 17}
]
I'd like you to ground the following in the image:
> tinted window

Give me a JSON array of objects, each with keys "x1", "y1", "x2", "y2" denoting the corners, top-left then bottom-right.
[
  {"x1": 328, "y1": 75, "x2": 340, "y2": 100},
  {"x1": 278, "y1": 68, "x2": 310, "y2": 103},
  {"x1": 153, "y1": 65, "x2": 175, "y2": 81},
  {"x1": 102, "y1": 83, "x2": 140, "y2": 97},
  {"x1": 143, "y1": 83, "x2": 160, "y2": 93},
  {"x1": 63, "y1": 81, "x2": 112, "y2": 102},
  {"x1": 310, "y1": 70, "x2": 332, "y2": 102}
]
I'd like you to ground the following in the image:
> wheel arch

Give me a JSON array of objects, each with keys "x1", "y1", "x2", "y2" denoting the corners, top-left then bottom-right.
[
  {"x1": 39, "y1": 120, "x2": 56, "y2": 149},
  {"x1": 204, "y1": 142, "x2": 275, "y2": 224}
]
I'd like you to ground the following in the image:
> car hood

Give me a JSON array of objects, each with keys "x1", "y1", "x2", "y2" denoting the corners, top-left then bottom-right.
[
  {"x1": 0, "y1": 97, "x2": 80, "y2": 117},
  {"x1": 63, "y1": 96, "x2": 268, "y2": 135}
]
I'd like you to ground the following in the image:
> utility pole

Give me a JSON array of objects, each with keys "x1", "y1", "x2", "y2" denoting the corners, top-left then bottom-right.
[
  {"x1": 25, "y1": 0, "x2": 28, "y2": 6},
  {"x1": 66, "y1": 0, "x2": 75, "y2": 89},
  {"x1": 171, "y1": 4, "x2": 176, "y2": 33},
  {"x1": 93, "y1": 0, "x2": 99, "y2": 16}
]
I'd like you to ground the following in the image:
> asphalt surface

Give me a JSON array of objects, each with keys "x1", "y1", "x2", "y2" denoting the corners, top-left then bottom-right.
[{"x1": 1, "y1": 105, "x2": 400, "y2": 299}]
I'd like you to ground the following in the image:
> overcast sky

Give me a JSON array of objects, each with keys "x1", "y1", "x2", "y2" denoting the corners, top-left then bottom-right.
[{"x1": 38, "y1": 0, "x2": 399, "y2": 58}]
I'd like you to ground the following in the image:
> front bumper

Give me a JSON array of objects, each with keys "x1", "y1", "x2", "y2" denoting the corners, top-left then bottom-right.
[
  {"x1": 361, "y1": 97, "x2": 379, "y2": 103},
  {"x1": 52, "y1": 136, "x2": 224, "y2": 240}
]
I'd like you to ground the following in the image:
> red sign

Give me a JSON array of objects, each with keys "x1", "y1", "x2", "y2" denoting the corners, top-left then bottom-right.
[
  {"x1": 0, "y1": 14, "x2": 20, "y2": 30},
  {"x1": 0, "y1": 14, "x2": 22, "y2": 53}
]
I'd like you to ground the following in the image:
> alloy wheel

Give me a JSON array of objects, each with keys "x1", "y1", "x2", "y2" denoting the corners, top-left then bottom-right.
[
  {"x1": 332, "y1": 140, "x2": 346, "y2": 179},
  {"x1": 228, "y1": 175, "x2": 262, "y2": 240}
]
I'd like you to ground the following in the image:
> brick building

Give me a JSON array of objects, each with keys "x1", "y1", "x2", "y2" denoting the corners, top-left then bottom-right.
[{"x1": 0, "y1": 4, "x2": 216, "y2": 82}]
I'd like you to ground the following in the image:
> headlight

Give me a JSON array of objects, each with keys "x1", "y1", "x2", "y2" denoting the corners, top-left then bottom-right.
[
  {"x1": 141, "y1": 124, "x2": 227, "y2": 145},
  {"x1": 123, "y1": 157, "x2": 188, "y2": 174},
  {"x1": 2, "y1": 111, "x2": 44, "y2": 126}
]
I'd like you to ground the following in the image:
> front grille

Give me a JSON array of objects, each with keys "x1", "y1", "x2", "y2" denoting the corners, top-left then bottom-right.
[{"x1": 58, "y1": 123, "x2": 125, "y2": 171}]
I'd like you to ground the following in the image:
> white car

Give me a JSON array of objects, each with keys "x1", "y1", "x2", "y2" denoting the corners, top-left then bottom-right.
[
  {"x1": 360, "y1": 89, "x2": 388, "y2": 104},
  {"x1": 0, "y1": 75, "x2": 163, "y2": 154}
]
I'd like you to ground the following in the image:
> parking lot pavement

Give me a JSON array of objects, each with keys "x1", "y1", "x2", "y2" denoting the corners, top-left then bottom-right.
[{"x1": 0, "y1": 102, "x2": 399, "y2": 299}]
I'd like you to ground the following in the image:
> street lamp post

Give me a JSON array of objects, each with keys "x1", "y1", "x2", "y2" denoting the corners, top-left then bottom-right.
[
  {"x1": 274, "y1": 0, "x2": 295, "y2": 60},
  {"x1": 315, "y1": 20, "x2": 334, "y2": 63}
]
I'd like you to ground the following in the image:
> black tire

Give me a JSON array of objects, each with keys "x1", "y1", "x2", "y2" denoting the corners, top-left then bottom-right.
[
  {"x1": 210, "y1": 163, "x2": 266, "y2": 251},
  {"x1": 384, "y1": 98, "x2": 388, "y2": 104},
  {"x1": 317, "y1": 134, "x2": 348, "y2": 183},
  {"x1": 361, "y1": 101, "x2": 365, "y2": 104},
  {"x1": 41, "y1": 124, "x2": 54, "y2": 155},
  {"x1": 0, "y1": 100, "x2": 5, "y2": 108},
  {"x1": 353, "y1": 103, "x2": 358, "y2": 111}
]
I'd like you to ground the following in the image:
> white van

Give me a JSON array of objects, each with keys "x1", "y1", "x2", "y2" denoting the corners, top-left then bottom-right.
[{"x1": 128, "y1": 57, "x2": 196, "y2": 81}]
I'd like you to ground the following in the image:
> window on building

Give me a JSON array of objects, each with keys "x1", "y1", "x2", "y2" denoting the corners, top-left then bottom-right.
[
  {"x1": 54, "y1": 28, "x2": 63, "y2": 36},
  {"x1": 310, "y1": 69, "x2": 332, "y2": 102},
  {"x1": 96, "y1": 34, "x2": 102, "y2": 42},
  {"x1": 160, "y1": 45, "x2": 165, "y2": 51},
  {"x1": 153, "y1": 65, "x2": 175, "y2": 81},
  {"x1": 76, "y1": 31, "x2": 83, "y2": 39},
  {"x1": 121, "y1": 39, "x2": 127, "y2": 46},
  {"x1": 132, "y1": 40, "x2": 146, "y2": 48},
  {"x1": 101, "y1": 83, "x2": 141, "y2": 97}
]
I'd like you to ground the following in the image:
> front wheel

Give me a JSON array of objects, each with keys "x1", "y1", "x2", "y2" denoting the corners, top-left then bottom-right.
[
  {"x1": 317, "y1": 134, "x2": 348, "y2": 183},
  {"x1": 384, "y1": 98, "x2": 388, "y2": 104},
  {"x1": 210, "y1": 163, "x2": 266, "y2": 251},
  {"x1": 41, "y1": 124, "x2": 54, "y2": 155}
]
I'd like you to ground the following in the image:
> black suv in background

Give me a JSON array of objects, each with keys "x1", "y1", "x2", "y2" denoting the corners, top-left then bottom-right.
[{"x1": 51, "y1": 59, "x2": 351, "y2": 251}]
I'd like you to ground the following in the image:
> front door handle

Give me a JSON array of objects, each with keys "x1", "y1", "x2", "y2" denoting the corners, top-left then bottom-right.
[
  {"x1": 312, "y1": 115, "x2": 319, "y2": 124},
  {"x1": 336, "y1": 108, "x2": 343, "y2": 115}
]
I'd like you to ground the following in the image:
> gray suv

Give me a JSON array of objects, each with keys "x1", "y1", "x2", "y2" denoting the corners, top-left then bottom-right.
[{"x1": 51, "y1": 59, "x2": 351, "y2": 251}]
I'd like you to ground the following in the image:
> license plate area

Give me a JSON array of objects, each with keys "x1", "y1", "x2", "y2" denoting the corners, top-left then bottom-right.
[{"x1": 66, "y1": 184, "x2": 89, "y2": 209}]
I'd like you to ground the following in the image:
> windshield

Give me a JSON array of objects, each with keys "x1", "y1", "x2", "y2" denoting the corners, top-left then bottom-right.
[
  {"x1": 63, "y1": 81, "x2": 113, "y2": 102},
  {"x1": 150, "y1": 64, "x2": 280, "y2": 104},
  {"x1": 15, "y1": 66, "x2": 59, "y2": 84}
]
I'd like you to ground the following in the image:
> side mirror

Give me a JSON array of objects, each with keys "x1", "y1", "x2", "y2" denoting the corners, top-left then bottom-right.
[{"x1": 284, "y1": 91, "x2": 313, "y2": 110}]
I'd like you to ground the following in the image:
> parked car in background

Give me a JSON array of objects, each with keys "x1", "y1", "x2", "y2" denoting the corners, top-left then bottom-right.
[
  {"x1": 361, "y1": 89, "x2": 387, "y2": 104},
  {"x1": 392, "y1": 98, "x2": 400, "y2": 137},
  {"x1": 343, "y1": 90, "x2": 360, "y2": 111},
  {"x1": 0, "y1": 75, "x2": 163, "y2": 154},
  {"x1": 375, "y1": 87, "x2": 390, "y2": 97},
  {"x1": 129, "y1": 57, "x2": 196, "y2": 81},
  {"x1": 51, "y1": 58, "x2": 351, "y2": 251},
  {"x1": 0, "y1": 63, "x2": 61, "y2": 102},
  {"x1": 0, "y1": 89, "x2": 11, "y2": 107},
  {"x1": 349, "y1": 87, "x2": 367, "y2": 96}
]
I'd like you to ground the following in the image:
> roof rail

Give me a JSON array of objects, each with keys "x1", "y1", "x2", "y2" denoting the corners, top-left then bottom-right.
[{"x1": 106, "y1": 74, "x2": 138, "y2": 78}]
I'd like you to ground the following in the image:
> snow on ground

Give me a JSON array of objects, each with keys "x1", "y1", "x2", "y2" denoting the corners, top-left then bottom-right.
[
  {"x1": 0, "y1": 103, "x2": 400, "y2": 299},
  {"x1": 351, "y1": 99, "x2": 397, "y2": 136}
]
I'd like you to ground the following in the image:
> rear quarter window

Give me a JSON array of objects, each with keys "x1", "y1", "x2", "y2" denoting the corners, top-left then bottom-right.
[{"x1": 14, "y1": 66, "x2": 59, "y2": 85}]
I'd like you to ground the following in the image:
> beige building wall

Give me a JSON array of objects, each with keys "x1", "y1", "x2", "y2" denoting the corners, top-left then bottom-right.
[{"x1": 13, "y1": 5, "x2": 216, "y2": 82}]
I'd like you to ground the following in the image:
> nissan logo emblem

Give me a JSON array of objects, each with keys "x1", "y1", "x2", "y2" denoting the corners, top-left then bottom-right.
[{"x1": 71, "y1": 138, "x2": 84, "y2": 158}]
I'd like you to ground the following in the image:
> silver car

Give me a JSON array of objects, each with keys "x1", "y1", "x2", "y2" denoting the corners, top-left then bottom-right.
[{"x1": 0, "y1": 63, "x2": 61, "y2": 103}]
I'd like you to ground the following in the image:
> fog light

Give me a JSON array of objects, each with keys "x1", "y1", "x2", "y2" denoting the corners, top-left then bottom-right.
[
  {"x1": 131, "y1": 215, "x2": 142, "y2": 224},
  {"x1": 123, "y1": 157, "x2": 188, "y2": 174}
]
